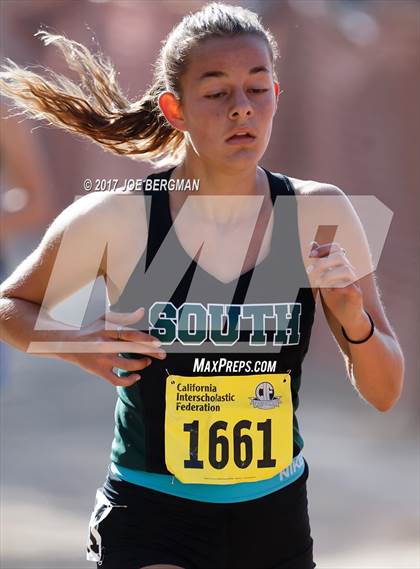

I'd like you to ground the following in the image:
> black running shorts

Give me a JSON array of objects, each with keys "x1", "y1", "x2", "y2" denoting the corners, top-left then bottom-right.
[{"x1": 87, "y1": 460, "x2": 316, "y2": 569}]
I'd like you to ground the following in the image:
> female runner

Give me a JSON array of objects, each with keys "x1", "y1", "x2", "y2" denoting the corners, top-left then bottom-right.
[{"x1": 0, "y1": 3, "x2": 404, "y2": 569}]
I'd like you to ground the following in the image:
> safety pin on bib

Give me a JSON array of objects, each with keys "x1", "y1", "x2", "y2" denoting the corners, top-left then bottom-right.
[{"x1": 165, "y1": 367, "x2": 176, "y2": 485}]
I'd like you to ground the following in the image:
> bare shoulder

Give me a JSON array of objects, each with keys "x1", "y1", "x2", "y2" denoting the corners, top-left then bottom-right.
[
  {"x1": 38, "y1": 186, "x2": 148, "y2": 306},
  {"x1": 47, "y1": 186, "x2": 148, "y2": 261},
  {"x1": 287, "y1": 174, "x2": 373, "y2": 278},
  {"x1": 84, "y1": 188, "x2": 149, "y2": 299},
  {"x1": 0, "y1": 185, "x2": 150, "y2": 309},
  {"x1": 43, "y1": 185, "x2": 146, "y2": 238},
  {"x1": 286, "y1": 174, "x2": 360, "y2": 240},
  {"x1": 287, "y1": 176, "x2": 344, "y2": 197},
  {"x1": 287, "y1": 175, "x2": 360, "y2": 231},
  {"x1": 73, "y1": 186, "x2": 147, "y2": 226},
  {"x1": 286, "y1": 175, "x2": 354, "y2": 234}
]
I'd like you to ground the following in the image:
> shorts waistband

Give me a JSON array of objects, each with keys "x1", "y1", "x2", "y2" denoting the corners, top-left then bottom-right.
[{"x1": 109, "y1": 451, "x2": 306, "y2": 503}]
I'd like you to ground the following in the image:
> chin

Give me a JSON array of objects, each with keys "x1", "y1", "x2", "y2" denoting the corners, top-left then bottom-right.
[{"x1": 224, "y1": 149, "x2": 263, "y2": 168}]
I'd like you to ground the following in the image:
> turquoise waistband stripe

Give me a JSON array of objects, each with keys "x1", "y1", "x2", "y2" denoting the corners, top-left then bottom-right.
[{"x1": 109, "y1": 451, "x2": 305, "y2": 504}]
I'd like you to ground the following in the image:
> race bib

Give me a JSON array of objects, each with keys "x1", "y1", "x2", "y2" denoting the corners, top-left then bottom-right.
[{"x1": 165, "y1": 373, "x2": 293, "y2": 484}]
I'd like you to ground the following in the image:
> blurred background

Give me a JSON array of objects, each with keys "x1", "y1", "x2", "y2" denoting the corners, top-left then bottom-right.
[{"x1": 0, "y1": 0, "x2": 418, "y2": 567}]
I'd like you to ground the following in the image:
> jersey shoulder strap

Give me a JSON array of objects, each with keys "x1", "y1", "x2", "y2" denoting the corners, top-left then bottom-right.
[
  {"x1": 262, "y1": 168, "x2": 296, "y2": 198},
  {"x1": 143, "y1": 167, "x2": 176, "y2": 271}
]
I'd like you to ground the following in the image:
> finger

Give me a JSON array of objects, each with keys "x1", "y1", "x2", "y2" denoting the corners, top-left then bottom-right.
[
  {"x1": 97, "y1": 341, "x2": 167, "y2": 358},
  {"x1": 308, "y1": 241, "x2": 319, "y2": 256},
  {"x1": 109, "y1": 328, "x2": 162, "y2": 347},
  {"x1": 118, "y1": 344, "x2": 167, "y2": 360},
  {"x1": 309, "y1": 242, "x2": 343, "y2": 258},
  {"x1": 110, "y1": 355, "x2": 152, "y2": 372},
  {"x1": 310, "y1": 242, "x2": 342, "y2": 258},
  {"x1": 316, "y1": 253, "x2": 352, "y2": 273},
  {"x1": 102, "y1": 368, "x2": 141, "y2": 387},
  {"x1": 306, "y1": 252, "x2": 346, "y2": 282},
  {"x1": 103, "y1": 306, "x2": 145, "y2": 327},
  {"x1": 318, "y1": 266, "x2": 357, "y2": 287}
]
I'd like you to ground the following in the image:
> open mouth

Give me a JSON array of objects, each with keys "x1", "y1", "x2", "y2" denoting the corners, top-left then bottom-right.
[{"x1": 226, "y1": 131, "x2": 256, "y2": 144}]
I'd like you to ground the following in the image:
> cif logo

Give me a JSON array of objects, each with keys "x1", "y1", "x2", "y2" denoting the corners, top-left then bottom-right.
[{"x1": 251, "y1": 381, "x2": 281, "y2": 410}]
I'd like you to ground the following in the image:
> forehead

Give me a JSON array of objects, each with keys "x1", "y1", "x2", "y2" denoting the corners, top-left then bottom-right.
[{"x1": 185, "y1": 35, "x2": 272, "y2": 81}]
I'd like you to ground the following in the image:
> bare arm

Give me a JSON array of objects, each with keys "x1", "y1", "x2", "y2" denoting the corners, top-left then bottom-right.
[
  {"x1": 312, "y1": 186, "x2": 403, "y2": 411},
  {"x1": 0, "y1": 190, "x2": 166, "y2": 385},
  {"x1": 293, "y1": 179, "x2": 404, "y2": 412},
  {"x1": 0, "y1": 191, "x2": 112, "y2": 351}
]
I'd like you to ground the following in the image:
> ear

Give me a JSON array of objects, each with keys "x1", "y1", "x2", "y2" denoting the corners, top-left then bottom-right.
[
  {"x1": 158, "y1": 91, "x2": 187, "y2": 132},
  {"x1": 272, "y1": 81, "x2": 280, "y2": 115},
  {"x1": 274, "y1": 81, "x2": 280, "y2": 102}
]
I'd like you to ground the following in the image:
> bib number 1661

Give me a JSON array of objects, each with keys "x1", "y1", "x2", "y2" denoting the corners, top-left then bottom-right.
[{"x1": 183, "y1": 419, "x2": 276, "y2": 470}]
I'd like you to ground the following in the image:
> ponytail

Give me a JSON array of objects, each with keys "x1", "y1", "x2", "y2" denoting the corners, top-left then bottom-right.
[{"x1": 0, "y1": 31, "x2": 184, "y2": 167}]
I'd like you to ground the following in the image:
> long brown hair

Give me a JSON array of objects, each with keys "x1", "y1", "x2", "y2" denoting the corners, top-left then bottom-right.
[{"x1": 0, "y1": 3, "x2": 278, "y2": 167}]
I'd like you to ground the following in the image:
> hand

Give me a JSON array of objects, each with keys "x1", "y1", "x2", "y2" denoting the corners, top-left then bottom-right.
[
  {"x1": 62, "y1": 306, "x2": 167, "y2": 387},
  {"x1": 306, "y1": 241, "x2": 365, "y2": 326}
]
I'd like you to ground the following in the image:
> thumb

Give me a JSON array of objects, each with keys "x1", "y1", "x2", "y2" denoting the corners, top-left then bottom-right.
[
  {"x1": 309, "y1": 241, "x2": 319, "y2": 257},
  {"x1": 103, "y1": 306, "x2": 145, "y2": 328}
]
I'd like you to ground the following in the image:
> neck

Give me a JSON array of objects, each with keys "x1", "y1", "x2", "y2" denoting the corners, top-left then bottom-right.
[{"x1": 169, "y1": 158, "x2": 270, "y2": 225}]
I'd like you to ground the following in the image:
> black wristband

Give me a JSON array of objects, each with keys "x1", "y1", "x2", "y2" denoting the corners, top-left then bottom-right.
[{"x1": 341, "y1": 311, "x2": 375, "y2": 344}]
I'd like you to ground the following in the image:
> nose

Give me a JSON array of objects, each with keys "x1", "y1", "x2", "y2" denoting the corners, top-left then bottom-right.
[{"x1": 228, "y1": 89, "x2": 253, "y2": 120}]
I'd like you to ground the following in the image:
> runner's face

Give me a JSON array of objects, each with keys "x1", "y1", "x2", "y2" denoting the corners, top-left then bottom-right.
[{"x1": 179, "y1": 35, "x2": 279, "y2": 168}]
